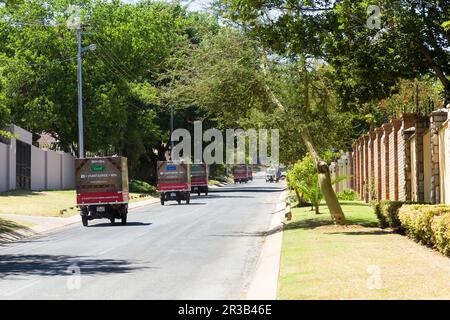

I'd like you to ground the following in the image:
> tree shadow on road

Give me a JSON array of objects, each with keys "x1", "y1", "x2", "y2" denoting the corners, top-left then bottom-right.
[
  {"x1": 0, "y1": 254, "x2": 149, "y2": 278},
  {"x1": 88, "y1": 222, "x2": 152, "y2": 228},
  {"x1": 0, "y1": 219, "x2": 35, "y2": 245},
  {"x1": 210, "y1": 186, "x2": 286, "y2": 193},
  {"x1": 195, "y1": 195, "x2": 255, "y2": 200},
  {"x1": 210, "y1": 225, "x2": 284, "y2": 238}
]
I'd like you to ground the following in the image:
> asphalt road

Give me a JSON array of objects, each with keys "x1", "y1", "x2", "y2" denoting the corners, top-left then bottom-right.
[{"x1": 0, "y1": 176, "x2": 286, "y2": 299}]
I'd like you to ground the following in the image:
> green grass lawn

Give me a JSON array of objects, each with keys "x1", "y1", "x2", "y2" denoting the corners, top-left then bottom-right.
[
  {"x1": 0, "y1": 190, "x2": 156, "y2": 218},
  {"x1": 278, "y1": 201, "x2": 450, "y2": 300}
]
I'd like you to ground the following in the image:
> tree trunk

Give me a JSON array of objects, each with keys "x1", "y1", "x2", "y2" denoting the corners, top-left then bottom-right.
[
  {"x1": 315, "y1": 203, "x2": 320, "y2": 214},
  {"x1": 301, "y1": 129, "x2": 347, "y2": 225},
  {"x1": 317, "y1": 161, "x2": 346, "y2": 224},
  {"x1": 295, "y1": 189, "x2": 303, "y2": 207}
]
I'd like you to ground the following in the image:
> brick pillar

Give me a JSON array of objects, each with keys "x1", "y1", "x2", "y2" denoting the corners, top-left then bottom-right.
[
  {"x1": 413, "y1": 116, "x2": 430, "y2": 202},
  {"x1": 352, "y1": 148, "x2": 356, "y2": 191},
  {"x1": 374, "y1": 128, "x2": 383, "y2": 200},
  {"x1": 382, "y1": 123, "x2": 392, "y2": 200},
  {"x1": 430, "y1": 109, "x2": 448, "y2": 204},
  {"x1": 389, "y1": 119, "x2": 401, "y2": 201},
  {"x1": 348, "y1": 149, "x2": 356, "y2": 190},
  {"x1": 358, "y1": 138, "x2": 364, "y2": 199},
  {"x1": 402, "y1": 128, "x2": 415, "y2": 201},
  {"x1": 363, "y1": 134, "x2": 370, "y2": 202},
  {"x1": 368, "y1": 130, "x2": 376, "y2": 200},
  {"x1": 345, "y1": 151, "x2": 352, "y2": 190},
  {"x1": 398, "y1": 114, "x2": 418, "y2": 201}
]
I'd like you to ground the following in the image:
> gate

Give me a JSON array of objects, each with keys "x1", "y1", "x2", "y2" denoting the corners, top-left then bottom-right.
[{"x1": 16, "y1": 140, "x2": 31, "y2": 190}]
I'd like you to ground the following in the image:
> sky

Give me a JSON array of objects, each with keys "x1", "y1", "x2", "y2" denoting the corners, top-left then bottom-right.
[{"x1": 122, "y1": 0, "x2": 212, "y2": 12}]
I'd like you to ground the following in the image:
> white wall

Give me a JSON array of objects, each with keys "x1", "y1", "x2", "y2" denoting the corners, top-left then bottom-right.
[
  {"x1": 1, "y1": 125, "x2": 76, "y2": 192},
  {"x1": 0, "y1": 143, "x2": 8, "y2": 192},
  {"x1": 61, "y1": 153, "x2": 75, "y2": 189},
  {"x1": 7, "y1": 139, "x2": 15, "y2": 190},
  {"x1": 46, "y1": 151, "x2": 61, "y2": 190},
  {"x1": 31, "y1": 145, "x2": 46, "y2": 190}
]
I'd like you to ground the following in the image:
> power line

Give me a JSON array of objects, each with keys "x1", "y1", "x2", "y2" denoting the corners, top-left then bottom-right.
[
  {"x1": 90, "y1": 49, "x2": 158, "y2": 110},
  {"x1": 91, "y1": 49, "x2": 136, "y2": 83},
  {"x1": 89, "y1": 32, "x2": 141, "y2": 82}
]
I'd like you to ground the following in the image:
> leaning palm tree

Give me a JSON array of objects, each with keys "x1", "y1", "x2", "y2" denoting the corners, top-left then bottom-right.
[{"x1": 296, "y1": 175, "x2": 349, "y2": 214}]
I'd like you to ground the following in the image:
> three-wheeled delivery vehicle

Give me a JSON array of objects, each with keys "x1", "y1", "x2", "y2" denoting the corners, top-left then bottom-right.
[
  {"x1": 75, "y1": 156, "x2": 129, "y2": 227},
  {"x1": 246, "y1": 165, "x2": 253, "y2": 181},
  {"x1": 157, "y1": 161, "x2": 191, "y2": 205},
  {"x1": 190, "y1": 163, "x2": 208, "y2": 196},
  {"x1": 233, "y1": 164, "x2": 248, "y2": 183}
]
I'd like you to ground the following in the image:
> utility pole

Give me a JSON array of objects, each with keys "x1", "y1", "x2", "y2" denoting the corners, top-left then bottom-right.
[
  {"x1": 170, "y1": 104, "x2": 174, "y2": 150},
  {"x1": 77, "y1": 27, "x2": 84, "y2": 158},
  {"x1": 76, "y1": 27, "x2": 96, "y2": 159},
  {"x1": 169, "y1": 102, "x2": 174, "y2": 161}
]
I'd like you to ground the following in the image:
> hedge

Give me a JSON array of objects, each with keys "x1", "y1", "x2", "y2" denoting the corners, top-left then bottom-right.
[
  {"x1": 373, "y1": 200, "x2": 404, "y2": 230},
  {"x1": 431, "y1": 212, "x2": 450, "y2": 256},
  {"x1": 337, "y1": 189, "x2": 358, "y2": 201},
  {"x1": 129, "y1": 179, "x2": 157, "y2": 194},
  {"x1": 372, "y1": 201, "x2": 450, "y2": 257},
  {"x1": 398, "y1": 205, "x2": 450, "y2": 251}
]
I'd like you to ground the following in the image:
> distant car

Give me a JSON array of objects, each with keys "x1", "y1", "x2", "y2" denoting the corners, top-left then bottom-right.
[{"x1": 266, "y1": 168, "x2": 277, "y2": 183}]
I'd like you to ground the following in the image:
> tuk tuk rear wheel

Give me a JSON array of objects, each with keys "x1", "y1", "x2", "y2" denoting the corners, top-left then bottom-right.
[
  {"x1": 81, "y1": 215, "x2": 88, "y2": 227},
  {"x1": 121, "y1": 213, "x2": 127, "y2": 225}
]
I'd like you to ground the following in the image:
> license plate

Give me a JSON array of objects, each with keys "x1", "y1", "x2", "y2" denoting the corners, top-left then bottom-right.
[
  {"x1": 193, "y1": 187, "x2": 198, "y2": 191},
  {"x1": 170, "y1": 193, "x2": 176, "y2": 197},
  {"x1": 96, "y1": 206, "x2": 105, "y2": 212}
]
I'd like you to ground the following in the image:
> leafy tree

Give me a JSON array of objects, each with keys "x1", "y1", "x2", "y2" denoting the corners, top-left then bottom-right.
[
  {"x1": 327, "y1": 0, "x2": 450, "y2": 106},
  {"x1": 0, "y1": 0, "x2": 217, "y2": 182},
  {"x1": 213, "y1": 0, "x2": 350, "y2": 224}
]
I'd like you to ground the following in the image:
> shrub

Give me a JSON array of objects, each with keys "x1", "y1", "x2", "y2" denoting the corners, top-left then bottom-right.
[
  {"x1": 374, "y1": 200, "x2": 404, "y2": 230},
  {"x1": 398, "y1": 205, "x2": 450, "y2": 247},
  {"x1": 337, "y1": 189, "x2": 358, "y2": 201},
  {"x1": 373, "y1": 202, "x2": 388, "y2": 229},
  {"x1": 431, "y1": 212, "x2": 450, "y2": 256},
  {"x1": 129, "y1": 179, "x2": 157, "y2": 194}
]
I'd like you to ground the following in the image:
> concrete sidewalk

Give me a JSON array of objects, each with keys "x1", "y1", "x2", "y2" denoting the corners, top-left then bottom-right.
[
  {"x1": 245, "y1": 188, "x2": 287, "y2": 300},
  {"x1": 0, "y1": 196, "x2": 160, "y2": 244}
]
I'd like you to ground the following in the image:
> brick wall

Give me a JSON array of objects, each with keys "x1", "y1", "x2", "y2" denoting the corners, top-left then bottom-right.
[{"x1": 348, "y1": 111, "x2": 450, "y2": 204}]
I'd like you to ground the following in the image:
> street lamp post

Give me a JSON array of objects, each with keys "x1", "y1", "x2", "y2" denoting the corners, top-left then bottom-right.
[
  {"x1": 170, "y1": 104, "x2": 174, "y2": 151},
  {"x1": 77, "y1": 28, "x2": 83, "y2": 159},
  {"x1": 76, "y1": 26, "x2": 96, "y2": 159}
]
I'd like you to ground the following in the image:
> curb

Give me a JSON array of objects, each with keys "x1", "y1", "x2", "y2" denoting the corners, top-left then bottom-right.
[{"x1": 245, "y1": 189, "x2": 286, "y2": 300}]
